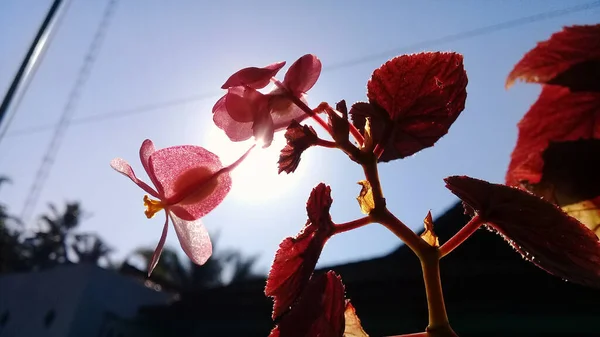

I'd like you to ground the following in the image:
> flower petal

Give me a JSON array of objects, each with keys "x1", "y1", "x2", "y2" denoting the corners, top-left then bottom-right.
[
  {"x1": 221, "y1": 61, "x2": 286, "y2": 89},
  {"x1": 213, "y1": 94, "x2": 254, "y2": 142},
  {"x1": 283, "y1": 54, "x2": 322, "y2": 94},
  {"x1": 139, "y1": 139, "x2": 161, "y2": 190},
  {"x1": 225, "y1": 86, "x2": 269, "y2": 123},
  {"x1": 110, "y1": 158, "x2": 159, "y2": 197},
  {"x1": 253, "y1": 109, "x2": 275, "y2": 147},
  {"x1": 169, "y1": 211, "x2": 212, "y2": 265},
  {"x1": 149, "y1": 145, "x2": 232, "y2": 220},
  {"x1": 147, "y1": 214, "x2": 169, "y2": 277},
  {"x1": 270, "y1": 94, "x2": 311, "y2": 130}
]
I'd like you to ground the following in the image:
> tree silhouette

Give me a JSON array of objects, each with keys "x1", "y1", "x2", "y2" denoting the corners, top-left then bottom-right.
[
  {"x1": 0, "y1": 177, "x2": 28, "y2": 273},
  {"x1": 126, "y1": 236, "x2": 260, "y2": 291},
  {"x1": 0, "y1": 179, "x2": 114, "y2": 274}
]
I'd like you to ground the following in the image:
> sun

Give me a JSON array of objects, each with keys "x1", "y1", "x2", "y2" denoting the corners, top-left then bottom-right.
[{"x1": 203, "y1": 124, "x2": 309, "y2": 203}]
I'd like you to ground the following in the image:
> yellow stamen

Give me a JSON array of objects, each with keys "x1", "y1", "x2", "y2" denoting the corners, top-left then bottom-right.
[{"x1": 143, "y1": 195, "x2": 164, "y2": 219}]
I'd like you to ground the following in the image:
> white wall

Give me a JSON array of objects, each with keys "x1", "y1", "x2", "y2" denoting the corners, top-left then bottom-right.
[{"x1": 0, "y1": 265, "x2": 169, "y2": 337}]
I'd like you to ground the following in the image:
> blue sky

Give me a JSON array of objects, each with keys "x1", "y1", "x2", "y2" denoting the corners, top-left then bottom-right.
[{"x1": 1, "y1": 1, "x2": 599, "y2": 274}]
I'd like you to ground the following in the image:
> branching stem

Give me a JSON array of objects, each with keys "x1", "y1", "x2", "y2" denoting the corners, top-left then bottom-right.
[
  {"x1": 439, "y1": 215, "x2": 483, "y2": 258},
  {"x1": 333, "y1": 216, "x2": 372, "y2": 235}
]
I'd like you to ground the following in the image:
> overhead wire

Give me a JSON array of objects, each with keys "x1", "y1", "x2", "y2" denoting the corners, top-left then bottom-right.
[
  {"x1": 9, "y1": 1, "x2": 600, "y2": 221},
  {"x1": 4, "y1": 0, "x2": 600, "y2": 139},
  {"x1": 20, "y1": 0, "x2": 120, "y2": 222}
]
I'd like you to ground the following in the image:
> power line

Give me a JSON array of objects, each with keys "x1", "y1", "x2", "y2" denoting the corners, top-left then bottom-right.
[
  {"x1": 20, "y1": 0, "x2": 120, "y2": 222},
  {"x1": 0, "y1": 0, "x2": 73, "y2": 145},
  {"x1": 5, "y1": 0, "x2": 599, "y2": 139}
]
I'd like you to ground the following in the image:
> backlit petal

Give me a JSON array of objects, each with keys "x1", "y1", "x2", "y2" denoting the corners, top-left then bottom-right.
[
  {"x1": 270, "y1": 94, "x2": 311, "y2": 130},
  {"x1": 221, "y1": 61, "x2": 286, "y2": 89},
  {"x1": 148, "y1": 215, "x2": 169, "y2": 276},
  {"x1": 149, "y1": 145, "x2": 232, "y2": 220},
  {"x1": 110, "y1": 158, "x2": 159, "y2": 197},
  {"x1": 253, "y1": 109, "x2": 275, "y2": 147},
  {"x1": 225, "y1": 86, "x2": 269, "y2": 123},
  {"x1": 169, "y1": 211, "x2": 212, "y2": 265},
  {"x1": 139, "y1": 139, "x2": 161, "y2": 190},
  {"x1": 213, "y1": 94, "x2": 253, "y2": 142},
  {"x1": 283, "y1": 54, "x2": 322, "y2": 94}
]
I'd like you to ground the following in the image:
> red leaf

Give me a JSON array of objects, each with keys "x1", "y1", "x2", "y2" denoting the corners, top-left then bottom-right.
[
  {"x1": 540, "y1": 139, "x2": 600, "y2": 203},
  {"x1": 444, "y1": 175, "x2": 600, "y2": 288},
  {"x1": 278, "y1": 120, "x2": 319, "y2": 174},
  {"x1": 506, "y1": 85, "x2": 600, "y2": 186},
  {"x1": 265, "y1": 184, "x2": 335, "y2": 319},
  {"x1": 506, "y1": 24, "x2": 600, "y2": 89},
  {"x1": 269, "y1": 271, "x2": 346, "y2": 337},
  {"x1": 351, "y1": 52, "x2": 467, "y2": 161}
]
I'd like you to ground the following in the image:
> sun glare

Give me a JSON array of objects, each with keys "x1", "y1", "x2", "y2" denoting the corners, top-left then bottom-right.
[{"x1": 203, "y1": 124, "x2": 309, "y2": 203}]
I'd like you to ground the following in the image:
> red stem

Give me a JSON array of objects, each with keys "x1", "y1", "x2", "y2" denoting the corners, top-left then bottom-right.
[
  {"x1": 349, "y1": 122, "x2": 365, "y2": 146},
  {"x1": 333, "y1": 216, "x2": 372, "y2": 235},
  {"x1": 271, "y1": 78, "x2": 332, "y2": 134},
  {"x1": 439, "y1": 215, "x2": 483, "y2": 258},
  {"x1": 316, "y1": 138, "x2": 337, "y2": 148}
]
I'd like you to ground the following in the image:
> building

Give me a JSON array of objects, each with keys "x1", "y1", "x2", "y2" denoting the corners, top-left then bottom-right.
[{"x1": 0, "y1": 264, "x2": 170, "y2": 337}]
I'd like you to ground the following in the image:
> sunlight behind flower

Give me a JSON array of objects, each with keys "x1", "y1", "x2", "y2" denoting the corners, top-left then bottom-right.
[{"x1": 204, "y1": 124, "x2": 309, "y2": 203}]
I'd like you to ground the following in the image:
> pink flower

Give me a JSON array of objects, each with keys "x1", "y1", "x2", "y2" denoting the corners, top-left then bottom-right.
[
  {"x1": 110, "y1": 139, "x2": 249, "y2": 276},
  {"x1": 213, "y1": 54, "x2": 322, "y2": 147}
]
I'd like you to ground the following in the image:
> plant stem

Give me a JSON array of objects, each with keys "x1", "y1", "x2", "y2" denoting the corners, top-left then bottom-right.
[
  {"x1": 270, "y1": 77, "x2": 332, "y2": 134},
  {"x1": 316, "y1": 138, "x2": 337, "y2": 148},
  {"x1": 361, "y1": 155, "x2": 428, "y2": 256},
  {"x1": 389, "y1": 332, "x2": 428, "y2": 337},
  {"x1": 349, "y1": 122, "x2": 365, "y2": 146},
  {"x1": 420, "y1": 249, "x2": 456, "y2": 336},
  {"x1": 439, "y1": 215, "x2": 483, "y2": 258},
  {"x1": 333, "y1": 216, "x2": 372, "y2": 235}
]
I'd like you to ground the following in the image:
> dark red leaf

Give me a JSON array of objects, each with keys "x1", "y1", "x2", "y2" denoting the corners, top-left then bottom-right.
[
  {"x1": 444, "y1": 175, "x2": 600, "y2": 288},
  {"x1": 547, "y1": 60, "x2": 600, "y2": 92},
  {"x1": 506, "y1": 85, "x2": 600, "y2": 187},
  {"x1": 269, "y1": 271, "x2": 346, "y2": 337},
  {"x1": 327, "y1": 100, "x2": 350, "y2": 144},
  {"x1": 265, "y1": 184, "x2": 335, "y2": 319},
  {"x1": 506, "y1": 24, "x2": 600, "y2": 90},
  {"x1": 351, "y1": 52, "x2": 467, "y2": 161},
  {"x1": 540, "y1": 139, "x2": 600, "y2": 204},
  {"x1": 278, "y1": 120, "x2": 319, "y2": 174}
]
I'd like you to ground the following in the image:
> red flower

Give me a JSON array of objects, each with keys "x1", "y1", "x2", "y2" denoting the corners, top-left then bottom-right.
[
  {"x1": 213, "y1": 54, "x2": 322, "y2": 147},
  {"x1": 110, "y1": 139, "x2": 250, "y2": 275}
]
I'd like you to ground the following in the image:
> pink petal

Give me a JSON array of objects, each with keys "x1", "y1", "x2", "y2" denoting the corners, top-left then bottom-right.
[
  {"x1": 213, "y1": 95, "x2": 254, "y2": 142},
  {"x1": 225, "y1": 86, "x2": 269, "y2": 123},
  {"x1": 149, "y1": 145, "x2": 232, "y2": 220},
  {"x1": 221, "y1": 61, "x2": 286, "y2": 89},
  {"x1": 270, "y1": 94, "x2": 311, "y2": 130},
  {"x1": 283, "y1": 54, "x2": 322, "y2": 94},
  {"x1": 252, "y1": 109, "x2": 275, "y2": 147},
  {"x1": 147, "y1": 214, "x2": 169, "y2": 277},
  {"x1": 110, "y1": 158, "x2": 159, "y2": 197},
  {"x1": 139, "y1": 139, "x2": 161, "y2": 190},
  {"x1": 169, "y1": 211, "x2": 212, "y2": 265}
]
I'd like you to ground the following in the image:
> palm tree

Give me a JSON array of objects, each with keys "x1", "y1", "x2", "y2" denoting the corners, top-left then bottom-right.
[
  {"x1": 22, "y1": 202, "x2": 113, "y2": 270},
  {"x1": 125, "y1": 236, "x2": 260, "y2": 291}
]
